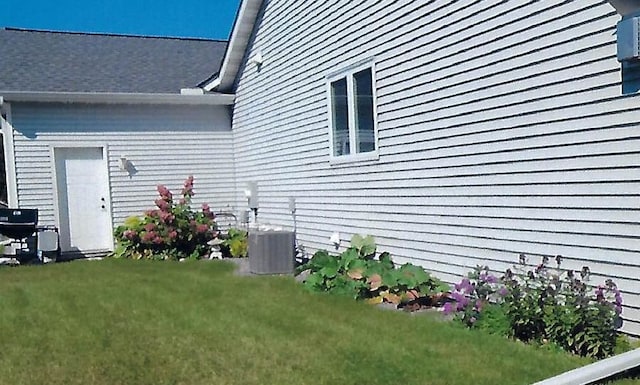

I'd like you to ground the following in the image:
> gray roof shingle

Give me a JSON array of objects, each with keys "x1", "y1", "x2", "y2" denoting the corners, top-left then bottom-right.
[{"x1": 0, "y1": 28, "x2": 227, "y2": 94}]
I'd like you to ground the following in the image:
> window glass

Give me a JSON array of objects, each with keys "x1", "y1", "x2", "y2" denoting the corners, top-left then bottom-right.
[
  {"x1": 330, "y1": 78, "x2": 350, "y2": 156},
  {"x1": 353, "y1": 68, "x2": 375, "y2": 153}
]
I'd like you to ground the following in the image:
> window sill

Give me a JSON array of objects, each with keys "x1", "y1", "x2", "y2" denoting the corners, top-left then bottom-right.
[{"x1": 329, "y1": 151, "x2": 379, "y2": 166}]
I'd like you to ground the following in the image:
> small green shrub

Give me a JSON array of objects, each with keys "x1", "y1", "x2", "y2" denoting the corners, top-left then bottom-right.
[
  {"x1": 112, "y1": 176, "x2": 216, "y2": 261},
  {"x1": 221, "y1": 228, "x2": 248, "y2": 258},
  {"x1": 473, "y1": 303, "x2": 511, "y2": 336},
  {"x1": 300, "y1": 235, "x2": 447, "y2": 304}
]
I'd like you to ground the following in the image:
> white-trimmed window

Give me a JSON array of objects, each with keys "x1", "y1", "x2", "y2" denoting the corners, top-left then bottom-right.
[{"x1": 327, "y1": 61, "x2": 378, "y2": 161}]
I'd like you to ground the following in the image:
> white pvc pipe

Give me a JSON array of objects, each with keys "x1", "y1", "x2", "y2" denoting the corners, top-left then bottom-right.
[{"x1": 533, "y1": 348, "x2": 640, "y2": 385}]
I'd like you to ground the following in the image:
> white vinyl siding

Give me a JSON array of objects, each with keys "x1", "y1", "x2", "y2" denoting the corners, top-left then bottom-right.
[
  {"x1": 231, "y1": 0, "x2": 640, "y2": 335},
  {"x1": 10, "y1": 103, "x2": 237, "y2": 228}
]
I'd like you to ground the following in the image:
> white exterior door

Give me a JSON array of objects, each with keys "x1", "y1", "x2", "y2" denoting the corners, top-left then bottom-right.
[{"x1": 54, "y1": 147, "x2": 112, "y2": 252}]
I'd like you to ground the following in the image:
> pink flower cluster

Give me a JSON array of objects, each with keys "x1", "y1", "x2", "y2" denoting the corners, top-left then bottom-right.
[
  {"x1": 202, "y1": 203, "x2": 215, "y2": 219},
  {"x1": 116, "y1": 176, "x2": 217, "y2": 260},
  {"x1": 140, "y1": 230, "x2": 165, "y2": 245},
  {"x1": 157, "y1": 185, "x2": 173, "y2": 202},
  {"x1": 182, "y1": 175, "x2": 194, "y2": 197}
]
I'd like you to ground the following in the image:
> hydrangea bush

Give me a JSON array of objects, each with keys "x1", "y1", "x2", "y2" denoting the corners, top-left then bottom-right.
[
  {"x1": 444, "y1": 255, "x2": 624, "y2": 358},
  {"x1": 112, "y1": 176, "x2": 217, "y2": 261}
]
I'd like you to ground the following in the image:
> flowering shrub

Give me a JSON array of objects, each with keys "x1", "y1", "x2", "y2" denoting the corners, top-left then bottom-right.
[
  {"x1": 442, "y1": 265, "x2": 507, "y2": 328},
  {"x1": 112, "y1": 176, "x2": 217, "y2": 261},
  {"x1": 445, "y1": 255, "x2": 624, "y2": 358},
  {"x1": 502, "y1": 255, "x2": 622, "y2": 358}
]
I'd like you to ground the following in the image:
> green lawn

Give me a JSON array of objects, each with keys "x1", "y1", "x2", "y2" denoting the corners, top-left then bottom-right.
[{"x1": 0, "y1": 259, "x2": 625, "y2": 385}]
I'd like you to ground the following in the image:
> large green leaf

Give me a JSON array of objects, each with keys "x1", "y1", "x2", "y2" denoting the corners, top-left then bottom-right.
[
  {"x1": 320, "y1": 263, "x2": 339, "y2": 279},
  {"x1": 331, "y1": 276, "x2": 366, "y2": 299},
  {"x1": 305, "y1": 250, "x2": 332, "y2": 270},
  {"x1": 338, "y1": 248, "x2": 359, "y2": 270},
  {"x1": 349, "y1": 258, "x2": 367, "y2": 272},
  {"x1": 351, "y1": 234, "x2": 376, "y2": 258},
  {"x1": 303, "y1": 272, "x2": 325, "y2": 290},
  {"x1": 378, "y1": 252, "x2": 394, "y2": 270},
  {"x1": 382, "y1": 269, "x2": 402, "y2": 289},
  {"x1": 397, "y1": 264, "x2": 430, "y2": 289}
]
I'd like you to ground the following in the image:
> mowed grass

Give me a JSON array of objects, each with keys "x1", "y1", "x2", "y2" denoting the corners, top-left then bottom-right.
[{"x1": 0, "y1": 259, "x2": 592, "y2": 385}]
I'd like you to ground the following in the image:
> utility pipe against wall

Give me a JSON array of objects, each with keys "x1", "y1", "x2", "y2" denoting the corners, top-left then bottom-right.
[{"x1": 532, "y1": 348, "x2": 640, "y2": 385}]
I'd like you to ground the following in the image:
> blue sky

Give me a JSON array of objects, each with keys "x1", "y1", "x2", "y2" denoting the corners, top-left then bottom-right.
[{"x1": 1, "y1": 0, "x2": 241, "y2": 40}]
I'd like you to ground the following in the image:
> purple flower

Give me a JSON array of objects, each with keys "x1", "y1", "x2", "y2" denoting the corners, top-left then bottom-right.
[
  {"x1": 595, "y1": 286, "x2": 605, "y2": 301},
  {"x1": 475, "y1": 299, "x2": 483, "y2": 312},
  {"x1": 482, "y1": 274, "x2": 498, "y2": 284},
  {"x1": 497, "y1": 287, "x2": 509, "y2": 297},
  {"x1": 442, "y1": 302, "x2": 455, "y2": 315},
  {"x1": 451, "y1": 292, "x2": 464, "y2": 302},
  {"x1": 451, "y1": 292, "x2": 469, "y2": 310},
  {"x1": 455, "y1": 278, "x2": 474, "y2": 294},
  {"x1": 615, "y1": 291, "x2": 623, "y2": 306}
]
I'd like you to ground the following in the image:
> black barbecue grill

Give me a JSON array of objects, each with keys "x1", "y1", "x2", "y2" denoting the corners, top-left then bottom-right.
[
  {"x1": 0, "y1": 208, "x2": 38, "y2": 240},
  {"x1": 0, "y1": 208, "x2": 60, "y2": 263}
]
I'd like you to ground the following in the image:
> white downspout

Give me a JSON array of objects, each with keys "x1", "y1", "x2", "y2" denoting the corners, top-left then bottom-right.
[{"x1": 533, "y1": 348, "x2": 640, "y2": 385}]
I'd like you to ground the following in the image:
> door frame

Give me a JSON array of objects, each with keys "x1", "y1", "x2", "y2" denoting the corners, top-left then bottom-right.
[{"x1": 50, "y1": 143, "x2": 114, "y2": 251}]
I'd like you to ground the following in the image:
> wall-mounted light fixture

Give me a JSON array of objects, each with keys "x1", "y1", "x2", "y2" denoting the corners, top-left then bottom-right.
[
  {"x1": 250, "y1": 51, "x2": 263, "y2": 67},
  {"x1": 119, "y1": 156, "x2": 129, "y2": 171},
  {"x1": 330, "y1": 232, "x2": 341, "y2": 250}
]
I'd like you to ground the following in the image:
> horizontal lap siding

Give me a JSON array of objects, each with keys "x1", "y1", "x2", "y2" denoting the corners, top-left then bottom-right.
[
  {"x1": 11, "y1": 103, "x2": 236, "y2": 228},
  {"x1": 232, "y1": 0, "x2": 640, "y2": 335}
]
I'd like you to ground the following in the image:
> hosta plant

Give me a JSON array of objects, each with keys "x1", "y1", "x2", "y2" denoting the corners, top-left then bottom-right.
[{"x1": 112, "y1": 176, "x2": 217, "y2": 261}]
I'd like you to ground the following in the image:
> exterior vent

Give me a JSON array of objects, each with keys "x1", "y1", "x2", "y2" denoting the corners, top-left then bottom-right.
[
  {"x1": 248, "y1": 230, "x2": 295, "y2": 274},
  {"x1": 617, "y1": 16, "x2": 640, "y2": 61}
]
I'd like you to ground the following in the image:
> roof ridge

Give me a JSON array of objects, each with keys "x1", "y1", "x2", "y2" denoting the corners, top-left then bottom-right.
[{"x1": 2, "y1": 27, "x2": 227, "y2": 43}]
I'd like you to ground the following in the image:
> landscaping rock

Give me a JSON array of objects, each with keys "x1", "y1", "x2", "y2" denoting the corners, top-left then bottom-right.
[
  {"x1": 376, "y1": 302, "x2": 398, "y2": 311},
  {"x1": 294, "y1": 269, "x2": 311, "y2": 283}
]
